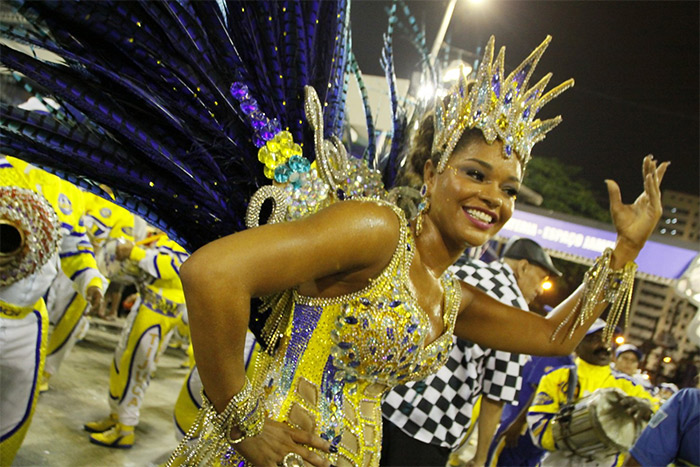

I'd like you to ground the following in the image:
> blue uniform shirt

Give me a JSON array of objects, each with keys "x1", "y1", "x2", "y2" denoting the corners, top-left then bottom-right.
[{"x1": 629, "y1": 388, "x2": 700, "y2": 467}]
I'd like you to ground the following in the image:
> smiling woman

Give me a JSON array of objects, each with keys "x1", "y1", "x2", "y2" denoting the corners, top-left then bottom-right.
[
  {"x1": 172, "y1": 36, "x2": 666, "y2": 467},
  {"x1": 0, "y1": 2, "x2": 668, "y2": 466}
]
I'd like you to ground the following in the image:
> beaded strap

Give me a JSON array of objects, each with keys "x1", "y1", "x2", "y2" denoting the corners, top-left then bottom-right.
[
  {"x1": 550, "y1": 248, "x2": 637, "y2": 345},
  {"x1": 166, "y1": 377, "x2": 264, "y2": 466}
]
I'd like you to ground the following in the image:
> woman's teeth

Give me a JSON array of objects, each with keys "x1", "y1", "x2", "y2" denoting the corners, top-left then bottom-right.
[{"x1": 466, "y1": 209, "x2": 493, "y2": 224}]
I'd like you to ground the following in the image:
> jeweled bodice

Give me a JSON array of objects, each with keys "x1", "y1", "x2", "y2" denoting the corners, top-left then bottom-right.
[{"x1": 254, "y1": 201, "x2": 461, "y2": 467}]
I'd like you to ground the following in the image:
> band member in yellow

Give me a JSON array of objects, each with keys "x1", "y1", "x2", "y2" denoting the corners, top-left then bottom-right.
[
  {"x1": 85, "y1": 230, "x2": 189, "y2": 449},
  {"x1": 41, "y1": 189, "x2": 127, "y2": 391},
  {"x1": 527, "y1": 319, "x2": 658, "y2": 466},
  {"x1": 0, "y1": 157, "x2": 103, "y2": 465}
]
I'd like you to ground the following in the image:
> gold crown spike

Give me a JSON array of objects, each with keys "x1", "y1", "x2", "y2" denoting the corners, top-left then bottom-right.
[{"x1": 435, "y1": 36, "x2": 575, "y2": 172}]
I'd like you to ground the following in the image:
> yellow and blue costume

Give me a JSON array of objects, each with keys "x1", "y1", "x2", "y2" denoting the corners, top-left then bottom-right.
[
  {"x1": 0, "y1": 157, "x2": 104, "y2": 464},
  {"x1": 16, "y1": 168, "x2": 112, "y2": 387},
  {"x1": 82, "y1": 190, "x2": 136, "y2": 248},
  {"x1": 87, "y1": 233, "x2": 188, "y2": 448},
  {"x1": 527, "y1": 358, "x2": 658, "y2": 467}
]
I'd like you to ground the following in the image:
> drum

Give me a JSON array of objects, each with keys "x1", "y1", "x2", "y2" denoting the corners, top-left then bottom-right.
[
  {"x1": 95, "y1": 238, "x2": 143, "y2": 284},
  {"x1": 552, "y1": 387, "x2": 644, "y2": 460}
]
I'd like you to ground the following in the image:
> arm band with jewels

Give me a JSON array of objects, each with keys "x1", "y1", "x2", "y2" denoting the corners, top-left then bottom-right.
[
  {"x1": 166, "y1": 377, "x2": 265, "y2": 466},
  {"x1": 550, "y1": 248, "x2": 637, "y2": 345}
]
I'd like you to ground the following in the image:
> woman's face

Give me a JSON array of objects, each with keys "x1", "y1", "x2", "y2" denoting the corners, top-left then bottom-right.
[{"x1": 425, "y1": 137, "x2": 522, "y2": 249}]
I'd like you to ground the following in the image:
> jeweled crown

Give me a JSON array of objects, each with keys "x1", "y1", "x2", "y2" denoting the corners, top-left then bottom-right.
[{"x1": 434, "y1": 36, "x2": 574, "y2": 172}]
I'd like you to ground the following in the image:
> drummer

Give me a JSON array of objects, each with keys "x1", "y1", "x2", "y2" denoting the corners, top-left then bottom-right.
[{"x1": 527, "y1": 319, "x2": 658, "y2": 467}]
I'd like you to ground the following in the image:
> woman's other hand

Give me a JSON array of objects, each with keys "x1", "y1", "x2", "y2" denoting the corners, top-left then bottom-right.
[
  {"x1": 606, "y1": 155, "x2": 669, "y2": 268},
  {"x1": 235, "y1": 419, "x2": 333, "y2": 467}
]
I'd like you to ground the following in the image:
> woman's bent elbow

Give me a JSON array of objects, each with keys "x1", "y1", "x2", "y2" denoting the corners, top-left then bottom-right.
[{"x1": 179, "y1": 254, "x2": 202, "y2": 290}]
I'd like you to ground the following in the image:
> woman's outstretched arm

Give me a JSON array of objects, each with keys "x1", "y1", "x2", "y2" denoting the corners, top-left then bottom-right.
[{"x1": 454, "y1": 155, "x2": 669, "y2": 356}]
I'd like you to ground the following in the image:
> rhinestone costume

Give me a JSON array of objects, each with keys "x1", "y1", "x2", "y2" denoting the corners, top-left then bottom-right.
[{"x1": 239, "y1": 201, "x2": 461, "y2": 467}]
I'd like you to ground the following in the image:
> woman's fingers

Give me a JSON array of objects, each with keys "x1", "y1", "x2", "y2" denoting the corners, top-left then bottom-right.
[
  {"x1": 605, "y1": 179, "x2": 622, "y2": 213},
  {"x1": 655, "y1": 161, "x2": 670, "y2": 187},
  {"x1": 299, "y1": 447, "x2": 332, "y2": 467},
  {"x1": 289, "y1": 428, "x2": 332, "y2": 453},
  {"x1": 285, "y1": 426, "x2": 332, "y2": 467}
]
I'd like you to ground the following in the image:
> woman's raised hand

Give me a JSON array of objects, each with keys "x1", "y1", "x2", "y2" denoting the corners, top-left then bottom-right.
[
  {"x1": 605, "y1": 154, "x2": 669, "y2": 267},
  {"x1": 235, "y1": 419, "x2": 333, "y2": 467}
]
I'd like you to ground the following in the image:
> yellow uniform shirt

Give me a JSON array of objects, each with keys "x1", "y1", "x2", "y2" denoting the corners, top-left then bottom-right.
[
  {"x1": 129, "y1": 234, "x2": 188, "y2": 306},
  {"x1": 82, "y1": 191, "x2": 135, "y2": 246},
  {"x1": 528, "y1": 358, "x2": 658, "y2": 454}
]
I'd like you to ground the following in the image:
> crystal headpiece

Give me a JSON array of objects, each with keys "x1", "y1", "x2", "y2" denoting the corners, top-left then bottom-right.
[{"x1": 434, "y1": 36, "x2": 574, "y2": 172}]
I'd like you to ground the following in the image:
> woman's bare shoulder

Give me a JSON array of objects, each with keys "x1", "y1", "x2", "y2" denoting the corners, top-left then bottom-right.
[{"x1": 308, "y1": 199, "x2": 404, "y2": 264}]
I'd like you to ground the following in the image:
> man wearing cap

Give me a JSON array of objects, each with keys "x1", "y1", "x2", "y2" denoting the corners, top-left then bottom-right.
[
  {"x1": 613, "y1": 344, "x2": 654, "y2": 394},
  {"x1": 381, "y1": 238, "x2": 562, "y2": 467},
  {"x1": 614, "y1": 344, "x2": 643, "y2": 377},
  {"x1": 528, "y1": 320, "x2": 658, "y2": 466}
]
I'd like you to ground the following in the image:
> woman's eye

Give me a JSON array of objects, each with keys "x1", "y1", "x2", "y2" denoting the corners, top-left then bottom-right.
[
  {"x1": 504, "y1": 187, "x2": 519, "y2": 198},
  {"x1": 464, "y1": 169, "x2": 484, "y2": 181}
]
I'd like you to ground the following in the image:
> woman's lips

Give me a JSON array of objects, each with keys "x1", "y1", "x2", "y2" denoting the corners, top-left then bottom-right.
[{"x1": 463, "y1": 207, "x2": 496, "y2": 230}]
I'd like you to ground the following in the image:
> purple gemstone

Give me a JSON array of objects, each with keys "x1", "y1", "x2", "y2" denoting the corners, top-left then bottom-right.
[
  {"x1": 344, "y1": 316, "x2": 358, "y2": 324},
  {"x1": 389, "y1": 300, "x2": 402, "y2": 308},
  {"x1": 240, "y1": 99, "x2": 258, "y2": 115},
  {"x1": 229, "y1": 82, "x2": 249, "y2": 99},
  {"x1": 269, "y1": 117, "x2": 281, "y2": 133},
  {"x1": 336, "y1": 188, "x2": 346, "y2": 200},
  {"x1": 250, "y1": 111, "x2": 268, "y2": 129},
  {"x1": 523, "y1": 107, "x2": 531, "y2": 119},
  {"x1": 491, "y1": 73, "x2": 500, "y2": 97},
  {"x1": 505, "y1": 90, "x2": 513, "y2": 104},
  {"x1": 359, "y1": 297, "x2": 371, "y2": 306},
  {"x1": 514, "y1": 65, "x2": 530, "y2": 89},
  {"x1": 260, "y1": 128, "x2": 275, "y2": 141},
  {"x1": 338, "y1": 342, "x2": 352, "y2": 349},
  {"x1": 252, "y1": 135, "x2": 266, "y2": 147},
  {"x1": 505, "y1": 145, "x2": 512, "y2": 156}
]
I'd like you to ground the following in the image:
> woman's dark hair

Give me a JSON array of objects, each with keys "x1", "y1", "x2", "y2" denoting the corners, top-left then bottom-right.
[{"x1": 395, "y1": 109, "x2": 485, "y2": 189}]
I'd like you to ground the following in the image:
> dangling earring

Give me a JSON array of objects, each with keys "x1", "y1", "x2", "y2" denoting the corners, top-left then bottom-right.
[{"x1": 415, "y1": 184, "x2": 430, "y2": 237}]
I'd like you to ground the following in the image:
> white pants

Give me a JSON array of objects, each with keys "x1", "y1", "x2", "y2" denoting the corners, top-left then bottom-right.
[
  {"x1": 45, "y1": 272, "x2": 89, "y2": 377},
  {"x1": 0, "y1": 307, "x2": 48, "y2": 464}
]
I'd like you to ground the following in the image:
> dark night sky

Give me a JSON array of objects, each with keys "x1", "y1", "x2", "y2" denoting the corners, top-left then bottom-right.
[{"x1": 351, "y1": 1, "x2": 699, "y2": 203}]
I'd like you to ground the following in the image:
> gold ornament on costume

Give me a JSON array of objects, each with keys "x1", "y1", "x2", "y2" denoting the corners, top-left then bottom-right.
[
  {"x1": 0, "y1": 186, "x2": 62, "y2": 287},
  {"x1": 434, "y1": 35, "x2": 574, "y2": 172},
  {"x1": 304, "y1": 86, "x2": 350, "y2": 195}
]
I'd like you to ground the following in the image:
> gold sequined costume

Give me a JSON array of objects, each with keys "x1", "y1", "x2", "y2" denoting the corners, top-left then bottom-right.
[{"x1": 223, "y1": 202, "x2": 460, "y2": 467}]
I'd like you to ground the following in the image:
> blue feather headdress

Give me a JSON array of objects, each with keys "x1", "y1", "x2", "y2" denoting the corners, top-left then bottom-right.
[{"x1": 1, "y1": 0, "x2": 352, "y2": 252}]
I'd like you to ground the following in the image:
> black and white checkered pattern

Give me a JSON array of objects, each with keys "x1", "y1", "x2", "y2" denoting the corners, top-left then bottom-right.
[{"x1": 382, "y1": 259, "x2": 529, "y2": 449}]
